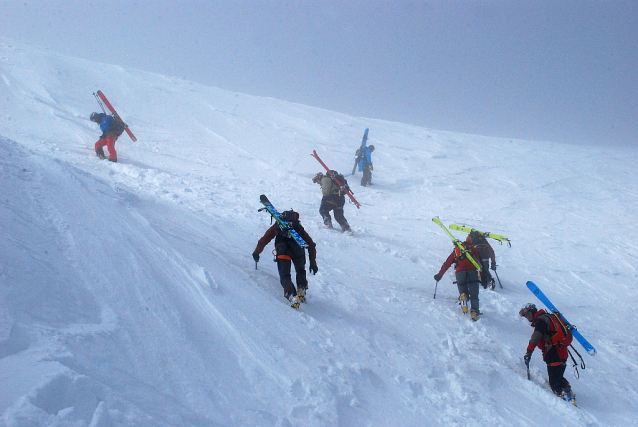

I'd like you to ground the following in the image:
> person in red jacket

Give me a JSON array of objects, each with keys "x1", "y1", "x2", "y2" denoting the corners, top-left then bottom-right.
[
  {"x1": 520, "y1": 303, "x2": 576, "y2": 403},
  {"x1": 253, "y1": 210, "x2": 318, "y2": 307},
  {"x1": 434, "y1": 240, "x2": 482, "y2": 321}
]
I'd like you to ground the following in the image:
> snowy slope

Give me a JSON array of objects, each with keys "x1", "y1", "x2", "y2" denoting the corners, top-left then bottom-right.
[{"x1": 1, "y1": 39, "x2": 637, "y2": 427}]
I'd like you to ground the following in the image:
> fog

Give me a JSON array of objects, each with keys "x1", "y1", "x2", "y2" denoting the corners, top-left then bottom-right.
[{"x1": 2, "y1": 0, "x2": 636, "y2": 146}]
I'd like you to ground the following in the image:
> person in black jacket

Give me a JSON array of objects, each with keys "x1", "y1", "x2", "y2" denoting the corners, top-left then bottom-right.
[{"x1": 252, "y1": 210, "x2": 318, "y2": 307}]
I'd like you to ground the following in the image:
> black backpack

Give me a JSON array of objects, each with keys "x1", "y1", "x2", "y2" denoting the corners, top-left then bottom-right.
[
  {"x1": 330, "y1": 170, "x2": 351, "y2": 192},
  {"x1": 108, "y1": 115, "x2": 126, "y2": 136}
]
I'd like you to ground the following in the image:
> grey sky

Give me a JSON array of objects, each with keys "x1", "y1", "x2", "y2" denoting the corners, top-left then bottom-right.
[{"x1": 2, "y1": 0, "x2": 636, "y2": 146}]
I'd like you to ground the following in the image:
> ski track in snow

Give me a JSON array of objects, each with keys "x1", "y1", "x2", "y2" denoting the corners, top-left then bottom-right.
[{"x1": 1, "y1": 38, "x2": 637, "y2": 426}]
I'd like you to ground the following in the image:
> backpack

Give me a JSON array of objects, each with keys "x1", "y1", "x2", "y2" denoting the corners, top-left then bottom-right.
[
  {"x1": 330, "y1": 170, "x2": 351, "y2": 192},
  {"x1": 108, "y1": 115, "x2": 126, "y2": 136},
  {"x1": 469, "y1": 230, "x2": 487, "y2": 245},
  {"x1": 542, "y1": 311, "x2": 574, "y2": 347},
  {"x1": 276, "y1": 210, "x2": 300, "y2": 236}
]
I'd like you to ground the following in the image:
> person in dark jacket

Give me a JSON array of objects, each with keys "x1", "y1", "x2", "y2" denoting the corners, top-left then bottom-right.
[
  {"x1": 358, "y1": 144, "x2": 374, "y2": 186},
  {"x1": 253, "y1": 210, "x2": 318, "y2": 307},
  {"x1": 312, "y1": 172, "x2": 352, "y2": 234},
  {"x1": 434, "y1": 241, "x2": 482, "y2": 321},
  {"x1": 90, "y1": 112, "x2": 120, "y2": 162},
  {"x1": 467, "y1": 230, "x2": 497, "y2": 289},
  {"x1": 520, "y1": 303, "x2": 575, "y2": 403}
]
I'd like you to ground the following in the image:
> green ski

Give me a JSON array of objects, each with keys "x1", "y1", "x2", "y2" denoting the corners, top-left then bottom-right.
[
  {"x1": 432, "y1": 217, "x2": 482, "y2": 271},
  {"x1": 449, "y1": 224, "x2": 511, "y2": 247}
]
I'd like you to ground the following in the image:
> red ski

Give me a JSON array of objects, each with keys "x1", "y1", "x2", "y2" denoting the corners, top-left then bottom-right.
[
  {"x1": 311, "y1": 150, "x2": 361, "y2": 209},
  {"x1": 95, "y1": 90, "x2": 137, "y2": 142}
]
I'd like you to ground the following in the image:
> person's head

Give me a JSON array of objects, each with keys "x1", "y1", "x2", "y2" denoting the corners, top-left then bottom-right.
[
  {"x1": 369, "y1": 145, "x2": 375, "y2": 152},
  {"x1": 467, "y1": 230, "x2": 480, "y2": 244},
  {"x1": 312, "y1": 172, "x2": 324, "y2": 184},
  {"x1": 90, "y1": 112, "x2": 101, "y2": 123},
  {"x1": 519, "y1": 303, "x2": 537, "y2": 322}
]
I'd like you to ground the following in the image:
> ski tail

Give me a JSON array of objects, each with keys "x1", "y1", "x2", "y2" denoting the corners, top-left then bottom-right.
[{"x1": 449, "y1": 224, "x2": 511, "y2": 246}]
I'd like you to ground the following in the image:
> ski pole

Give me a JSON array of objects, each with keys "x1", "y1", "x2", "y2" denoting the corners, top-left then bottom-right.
[
  {"x1": 255, "y1": 261, "x2": 258, "y2": 270},
  {"x1": 433, "y1": 280, "x2": 439, "y2": 299},
  {"x1": 92, "y1": 92, "x2": 107, "y2": 114},
  {"x1": 526, "y1": 362, "x2": 530, "y2": 380},
  {"x1": 494, "y1": 269, "x2": 503, "y2": 289}
]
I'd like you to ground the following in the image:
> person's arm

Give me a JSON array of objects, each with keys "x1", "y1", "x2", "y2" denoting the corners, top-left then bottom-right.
[
  {"x1": 296, "y1": 224, "x2": 317, "y2": 265},
  {"x1": 253, "y1": 225, "x2": 277, "y2": 257},
  {"x1": 434, "y1": 251, "x2": 455, "y2": 280}
]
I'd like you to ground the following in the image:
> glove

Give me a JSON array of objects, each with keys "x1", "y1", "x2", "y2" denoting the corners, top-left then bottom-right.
[
  {"x1": 434, "y1": 274, "x2": 442, "y2": 282},
  {"x1": 491, "y1": 262, "x2": 497, "y2": 271},
  {"x1": 309, "y1": 264, "x2": 318, "y2": 275},
  {"x1": 523, "y1": 352, "x2": 532, "y2": 365},
  {"x1": 252, "y1": 253, "x2": 259, "y2": 262}
]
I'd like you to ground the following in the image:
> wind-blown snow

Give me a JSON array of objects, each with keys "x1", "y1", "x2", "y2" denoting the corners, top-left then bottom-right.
[{"x1": 1, "y1": 39, "x2": 637, "y2": 427}]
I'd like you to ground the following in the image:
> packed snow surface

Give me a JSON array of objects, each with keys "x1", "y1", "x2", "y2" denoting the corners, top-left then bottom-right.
[{"x1": 1, "y1": 39, "x2": 637, "y2": 426}]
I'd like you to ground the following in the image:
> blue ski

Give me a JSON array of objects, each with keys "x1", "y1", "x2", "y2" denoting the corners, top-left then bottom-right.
[
  {"x1": 259, "y1": 195, "x2": 308, "y2": 248},
  {"x1": 526, "y1": 281, "x2": 596, "y2": 356},
  {"x1": 351, "y1": 128, "x2": 369, "y2": 175}
]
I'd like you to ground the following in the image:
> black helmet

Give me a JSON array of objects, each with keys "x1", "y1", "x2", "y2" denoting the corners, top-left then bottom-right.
[
  {"x1": 90, "y1": 112, "x2": 100, "y2": 122},
  {"x1": 369, "y1": 145, "x2": 375, "y2": 152},
  {"x1": 519, "y1": 303, "x2": 537, "y2": 318},
  {"x1": 312, "y1": 172, "x2": 324, "y2": 183}
]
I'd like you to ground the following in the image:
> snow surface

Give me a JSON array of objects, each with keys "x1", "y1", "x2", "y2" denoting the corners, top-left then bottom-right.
[{"x1": 1, "y1": 39, "x2": 637, "y2": 427}]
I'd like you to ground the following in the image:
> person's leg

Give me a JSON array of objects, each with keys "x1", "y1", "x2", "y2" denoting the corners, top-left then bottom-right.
[{"x1": 106, "y1": 134, "x2": 118, "y2": 161}]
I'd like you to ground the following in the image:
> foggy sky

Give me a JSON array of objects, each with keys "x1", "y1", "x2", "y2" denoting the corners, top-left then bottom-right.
[{"x1": 1, "y1": 0, "x2": 636, "y2": 146}]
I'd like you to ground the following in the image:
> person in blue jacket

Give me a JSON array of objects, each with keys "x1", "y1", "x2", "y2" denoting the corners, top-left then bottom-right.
[
  {"x1": 90, "y1": 112, "x2": 123, "y2": 162},
  {"x1": 358, "y1": 144, "x2": 375, "y2": 186}
]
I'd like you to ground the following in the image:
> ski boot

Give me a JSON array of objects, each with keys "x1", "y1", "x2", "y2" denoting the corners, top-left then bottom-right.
[
  {"x1": 287, "y1": 293, "x2": 300, "y2": 308},
  {"x1": 470, "y1": 308, "x2": 480, "y2": 322},
  {"x1": 489, "y1": 279, "x2": 496, "y2": 291},
  {"x1": 108, "y1": 158, "x2": 117, "y2": 163},
  {"x1": 297, "y1": 287, "x2": 307, "y2": 303},
  {"x1": 459, "y1": 293, "x2": 468, "y2": 314},
  {"x1": 323, "y1": 217, "x2": 333, "y2": 229},
  {"x1": 561, "y1": 387, "x2": 577, "y2": 406},
  {"x1": 96, "y1": 147, "x2": 106, "y2": 159}
]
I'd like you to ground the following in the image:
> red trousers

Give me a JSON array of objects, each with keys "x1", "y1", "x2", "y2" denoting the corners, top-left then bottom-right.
[{"x1": 95, "y1": 134, "x2": 119, "y2": 160}]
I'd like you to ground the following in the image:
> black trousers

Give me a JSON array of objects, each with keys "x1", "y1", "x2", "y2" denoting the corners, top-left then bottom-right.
[
  {"x1": 455, "y1": 270, "x2": 480, "y2": 311},
  {"x1": 276, "y1": 240, "x2": 307, "y2": 297},
  {"x1": 544, "y1": 346, "x2": 570, "y2": 394},
  {"x1": 319, "y1": 195, "x2": 350, "y2": 230},
  {"x1": 361, "y1": 163, "x2": 372, "y2": 186},
  {"x1": 480, "y1": 260, "x2": 493, "y2": 288}
]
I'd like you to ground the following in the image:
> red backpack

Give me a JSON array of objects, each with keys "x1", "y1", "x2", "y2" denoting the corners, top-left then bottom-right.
[{"x1": 542, "y1": 311, "x2": 574, "y2": 347}]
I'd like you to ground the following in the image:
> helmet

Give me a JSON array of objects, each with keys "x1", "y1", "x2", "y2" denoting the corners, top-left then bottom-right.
[
  {"x1": 519, "y1": 303, "x2": 537, "y2": 318},
  {"x1": 369, "y1": 145, "x2": 375, "y2": 152},
  {"x1": 312, "y1": 172, "x2": 324, "y2": 183},
  {"x1": 90, "y1": 112, "x2": 100, "y2": 122}
]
